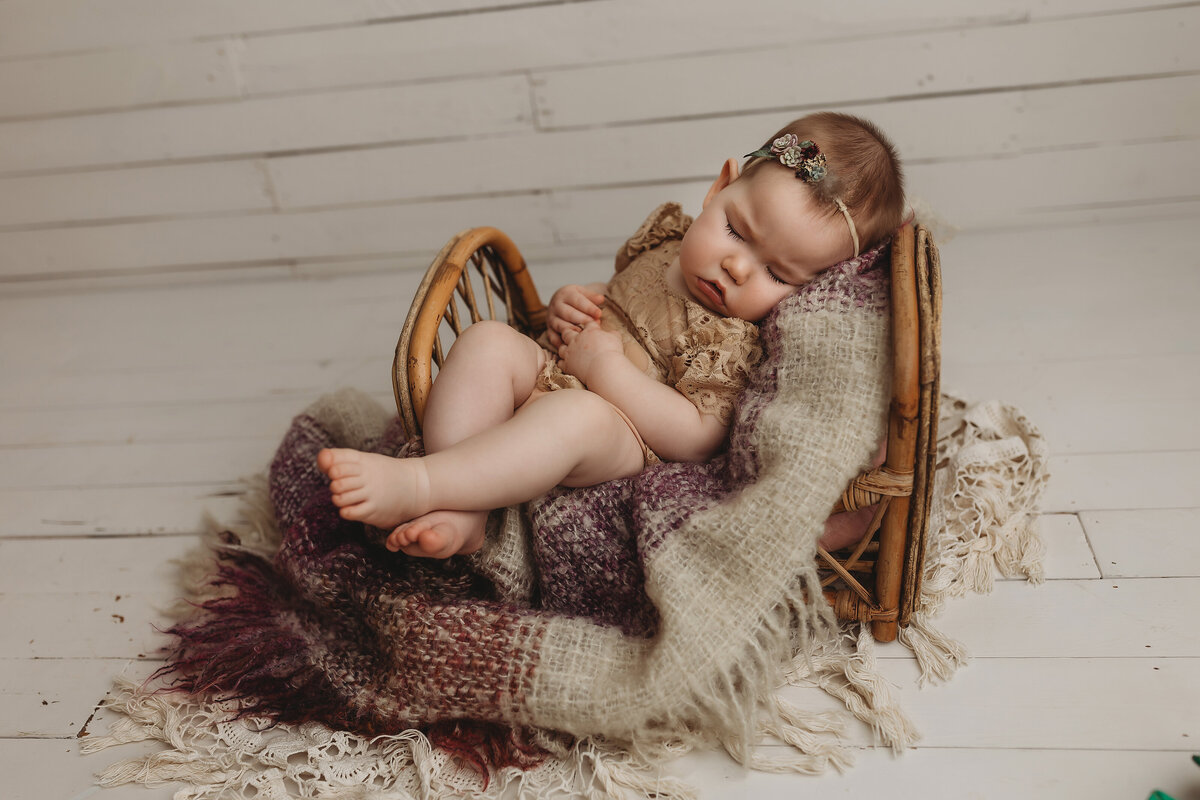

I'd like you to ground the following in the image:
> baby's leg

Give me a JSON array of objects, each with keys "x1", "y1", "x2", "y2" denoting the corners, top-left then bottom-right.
[
  {"x1": 319, "y1": 321, "x2": 545, "y2": 543},
  {"x1": 818, "y1": 505, "x2": 876, "y2": 551},
  {"x1": 421, "y1": 320, "x2": 547, "y2": 453},
  {"x1": 438, "y1": 388, "x2": 644, "y2": 491},
  {"x1": 392, "y1": 320, "x2": 549, "y2": 556},
  {"x1": 389, "y1": 388, "x2": 644, "y2": 554},
  {"x1": 817, "y1": 436, "x2": 888, "y2": 551}
]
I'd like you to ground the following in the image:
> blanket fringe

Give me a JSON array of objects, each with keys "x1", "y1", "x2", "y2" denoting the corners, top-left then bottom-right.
[
  {"x1": 786, "y1": 627, "x2": 920, "y2": 754},
  {"x1": 704, "y1": 571, "x2": 858, "y2": 773},
  {"x1": 165, "y1": 474, "x2": 280, "y2": 622},
  {"x1": 575, "y1": 738, "x2": 698, "y2": 800},
  {"x1": 739, "y1": 697, "x2": 855, "y2": 775}
]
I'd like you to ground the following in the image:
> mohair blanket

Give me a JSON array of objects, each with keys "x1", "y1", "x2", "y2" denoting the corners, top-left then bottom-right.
[{"x1": 152, "y1": 239, "x2": 893, "y2": 768}]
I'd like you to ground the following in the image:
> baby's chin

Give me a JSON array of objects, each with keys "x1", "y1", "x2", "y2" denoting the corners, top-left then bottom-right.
[{"x1": 690, "y1": 293, "x2": 726, "y2": 316}]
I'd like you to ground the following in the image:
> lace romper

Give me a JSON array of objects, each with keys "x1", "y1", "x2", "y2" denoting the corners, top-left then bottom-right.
[{"x1": 535, "y1": 203, "x2": 763, "y2": 464}]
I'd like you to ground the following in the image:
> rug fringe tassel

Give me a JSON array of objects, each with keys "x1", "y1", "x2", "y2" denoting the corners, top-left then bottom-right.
[
  {"x1": 85, "y1": 677, "x2": 703, "y2": 799},
  {"x1": 897, "y1": 614, "x2": 970, "y2": 686}
]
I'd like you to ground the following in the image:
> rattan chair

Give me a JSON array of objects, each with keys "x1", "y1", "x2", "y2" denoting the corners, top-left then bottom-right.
[{"x1": 392, "y1": 224, "x2": 941, "y2": 642}]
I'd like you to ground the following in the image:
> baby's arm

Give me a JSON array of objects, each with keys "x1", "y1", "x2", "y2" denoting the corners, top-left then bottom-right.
[
  {"x1": 545, "y1": 282, "x2": 608, "y2": 348},
  {"x1": 559, "y1": 325, "x2": 727, "y2": 462}
]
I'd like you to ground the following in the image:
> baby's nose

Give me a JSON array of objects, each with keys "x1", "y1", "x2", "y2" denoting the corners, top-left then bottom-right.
[{"x1": 722, "y1": 254, "x2": 750, "y2": 283}]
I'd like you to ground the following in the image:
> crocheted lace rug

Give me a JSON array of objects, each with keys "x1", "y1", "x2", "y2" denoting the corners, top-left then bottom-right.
[{"x1": 83, "y1": 389, "x2": 1046, "y2": 799}]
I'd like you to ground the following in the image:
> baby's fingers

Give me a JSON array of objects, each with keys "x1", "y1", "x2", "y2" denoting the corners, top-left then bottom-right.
[
  {"x1": 556, "y1": 303, "x2": 598, "y2": 328},
  {"x1": 564, "y1": 287, "x2": 604, "y2": 316},
  {"x1": 547, "y1": 321, "x2": 577, "y2": 349}
]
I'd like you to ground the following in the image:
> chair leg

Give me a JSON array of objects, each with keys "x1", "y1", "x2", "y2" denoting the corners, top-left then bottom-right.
[
  {"x1": 871, "y1": 618, "x2": 898, "y2": 642},
  {"x1": 871, "y1": 493, "x2": 911, "y2": 643}
]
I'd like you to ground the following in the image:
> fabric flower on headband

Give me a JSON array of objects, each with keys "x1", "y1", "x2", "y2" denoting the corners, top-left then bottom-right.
[{"x1": 745, "y1": 133, "x2": 828, "y2": 183}]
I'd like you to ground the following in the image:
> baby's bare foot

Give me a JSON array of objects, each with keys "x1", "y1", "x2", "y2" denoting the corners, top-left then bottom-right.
[
  {"x1": 317, "y1": 448, "x2": 430, "y2": 530},
  {"x1": 818, "y1": 504, "x2": 877, "y2": 551},
  {"x1": 387, "y1": 510, "x2": 488, "y2": 559}
]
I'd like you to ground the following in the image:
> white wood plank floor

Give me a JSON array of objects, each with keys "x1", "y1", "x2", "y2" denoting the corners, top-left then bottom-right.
[
  {"x1": 2, "y1": 1, "x2": 1198, "y2": 797},
  {"x1": 2, "y1": 215, "x2": 1198, "y2": 799}
]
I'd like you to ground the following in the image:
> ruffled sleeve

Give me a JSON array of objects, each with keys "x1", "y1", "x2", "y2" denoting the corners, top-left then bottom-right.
[
  {"x1": 672, "y1": 316, "x2": 763, "y2": 425},
  {"x1": 614, "y1": 203, "x2": 692, "y2": 273}
]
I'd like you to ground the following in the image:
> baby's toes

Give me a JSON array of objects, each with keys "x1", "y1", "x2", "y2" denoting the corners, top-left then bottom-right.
[
  {"x1": 398, "y1": 541, "x2": 430, "y2": 558},
  {"x1": 318, "y1": 448, "x2": 356, "y2": 473},
  {"x1": 398, "y1": 530, "x2": 449, "y2": 559},
  {"x1": 327, "y1": 462, "x2": 365, "y2": 482},
  {"x1": 338, "y1": 502, "x2": 372, "y2": 522},
  {"x1": 415, "y1": 528, "x2": 458, "y2": 559},
  {"x1": 331, "y1": 487, "x2": 369, "y2": 508},
  {"x1": 328, "y1": 475, "x2": 366, "y2": 495},
  {"x1": 319, "y1": 449, "x2": 363, "y2": 476},
  {"x1": 386, "y1": 523, "x2": 414, "y2": 552}
]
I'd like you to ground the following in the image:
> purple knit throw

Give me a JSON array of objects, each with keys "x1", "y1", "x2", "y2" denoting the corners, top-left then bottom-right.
[{"x1": 160, "y1": 239, "x2": 891, "y2": 771}]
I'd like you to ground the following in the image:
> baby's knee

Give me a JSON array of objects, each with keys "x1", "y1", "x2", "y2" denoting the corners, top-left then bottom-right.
[
  {"x1": 544, "y1": 389, "x2": 626, "y2": 437},
  {"x1": 453, "y1": 320, "x2": 539, "y2": 361},
  {"x1": 453, "y1": 319, "x2": 511, "y2": 350},
  {"x1": 547, "y1": 390, "x2": 644, "y2": 482}
]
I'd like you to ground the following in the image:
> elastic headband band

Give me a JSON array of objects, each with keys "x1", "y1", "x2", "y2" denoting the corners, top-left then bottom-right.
[{"x1": 835, "y1": 198, "x2": 860, "y2": 258}]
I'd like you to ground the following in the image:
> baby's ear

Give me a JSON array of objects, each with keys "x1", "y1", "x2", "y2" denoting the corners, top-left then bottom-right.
[{"x1": 702, "y1": 158, "x2": 741, "y2": 209}]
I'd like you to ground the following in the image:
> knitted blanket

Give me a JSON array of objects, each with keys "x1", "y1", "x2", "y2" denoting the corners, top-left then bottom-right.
[{"x1": 84, "y1": 236, "x2": 1048, "y2": 797}]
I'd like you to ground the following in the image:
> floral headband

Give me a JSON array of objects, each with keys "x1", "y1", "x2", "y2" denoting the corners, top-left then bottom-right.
[{"x1": 745, "y1": 133, "x2": 860, "y2": 257}]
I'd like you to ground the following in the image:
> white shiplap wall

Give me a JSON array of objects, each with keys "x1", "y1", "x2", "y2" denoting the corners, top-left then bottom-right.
[{"x1": 1, "y1": 0, "x2": 1196, "y2": 286}]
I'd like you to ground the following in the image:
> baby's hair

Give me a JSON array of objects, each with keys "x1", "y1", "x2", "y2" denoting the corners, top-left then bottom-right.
[{"x1": 743, "y1": 112, "x2": 905, "y2": 252}]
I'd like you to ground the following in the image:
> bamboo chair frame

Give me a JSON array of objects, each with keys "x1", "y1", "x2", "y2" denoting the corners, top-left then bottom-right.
[{"x1": 393, "y1": 224, "x2": 941, "y2": 642}]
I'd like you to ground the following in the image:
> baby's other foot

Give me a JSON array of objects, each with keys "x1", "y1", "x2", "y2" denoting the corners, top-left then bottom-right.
[
  {"x1": 387, "y1": 510, "x2": 488, "y2": 559},
  {"x1": 317, "y1": 448, "x2": 429, "y2": 530},
  {"x1": 818, "y1": 504, "x2": 877, "y2": 551}
]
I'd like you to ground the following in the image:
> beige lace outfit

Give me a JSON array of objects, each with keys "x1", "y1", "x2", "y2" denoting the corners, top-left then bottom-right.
[{"x1": 534, "y1": 203, "x2": 763, "y2": 464}]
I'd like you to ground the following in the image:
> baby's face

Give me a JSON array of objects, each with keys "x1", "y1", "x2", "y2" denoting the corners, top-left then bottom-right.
[{"x1": 677, "y1": 165, "x2": 854, "y2": 322}]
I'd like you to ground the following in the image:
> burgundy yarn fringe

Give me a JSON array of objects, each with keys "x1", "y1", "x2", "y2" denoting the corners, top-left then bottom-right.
[
  {"x1": 427, "y1": 720, "x2": 550, "y2": 785},
  {"x1": 155, "y1": 543, "x2": 352, "y2": 730},
  {"x1": 155, "y1": 537, "x2": 551, "y2": 780}
]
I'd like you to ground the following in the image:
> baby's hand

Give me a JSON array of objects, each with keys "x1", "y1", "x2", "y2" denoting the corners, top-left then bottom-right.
[
  {"x1": 558, "y1": 322, "x2": 623, "y2": 385},
  {"x1": 546, "y1": 284, "x2": 606, "y2": 348}
]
